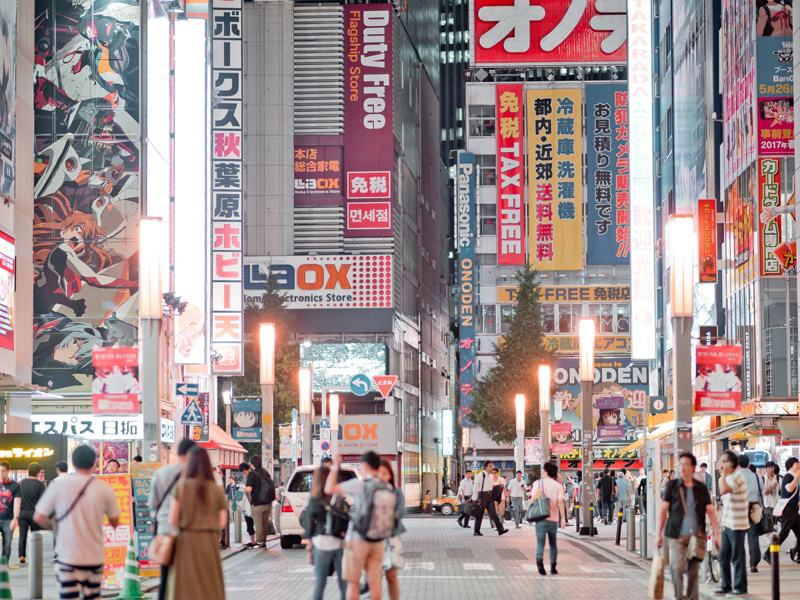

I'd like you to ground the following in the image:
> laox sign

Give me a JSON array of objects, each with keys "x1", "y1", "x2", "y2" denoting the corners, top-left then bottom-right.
[{"x1": 271, "y1": 263, "x2": 351, "y2": 290}]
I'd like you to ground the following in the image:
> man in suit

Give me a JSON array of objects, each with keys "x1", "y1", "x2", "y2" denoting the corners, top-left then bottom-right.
[{"x1": 471, "y1": 461, "x2": 508, "y2": 536}]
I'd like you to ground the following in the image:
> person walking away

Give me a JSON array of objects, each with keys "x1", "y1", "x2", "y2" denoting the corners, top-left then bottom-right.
[
  {"x1": 378, "y1": 460, "x2": 405, "y2": 600},
  {"x1": 55, "y1": 461, "x2": 69, "y2": 479},
  {"x1": 564, "y1": 475, "x2": 575, "y2": 522},
  {"x1": 736, "y1": 454, "x2": 763, "y2": 573},
  {"x1": 166, "y1": 447, "x2": 227, "y2": 600},
  {"x1": 656, "y1": 452, "x2": 721, "y2": 600},
  {"x1": 326, "y1": 451, "x2": 397, "y2": 600},
  {"x1": 700, "y1": 463, "x2": 713, "y2": 496},
  {"x1": 616, "y1": 468, "x2": 633, "y2": 522},
  {"x1": 0, "y1": 461, "x2": 20, "y2": 563},
  {"x1": 507, "y1": 471, "x2": 528, "y2": 529},
  {"x1": 764, "y1": 456, "x2": 800, "y2": 564},
  {"x1": 148, "y1": 438, "x2": 197, "y2": 600},
  {"x1": 456, "y1": 472, "x2": 473, "y2": 528},
  {"x1": 301, "y1": 466, "x2": 346, "y2": 600},
  {"x1": 715, "y1": 450, "x2": 750, "y2": 597},
  {"x1": 596, "y1": 469, "x2": 615, "y2": 525},
  {"x1": 763, "y1": 461, "x2": 780, "y2": 526},
  {"x1": 18, "y1": 462, "x2": 45, "y2": 564},
  {"x1": 237, "y1": 463, "x2": 256, "y2": 548},
  {"x1": 491, "y1": 469, "x2": 508, "y2": 529},
  {"x1": 33, "y1": 445, "x2": 120, "y2": 600},
  {"x1": 470, "y1": 461, "x2": 508, "y2": 537},
  {"x1": 245, "y1": 455, "x2": 276, "y2": 548},
  {"x1": 533, "y1": 462, "x2": 566, "y2": 576}
]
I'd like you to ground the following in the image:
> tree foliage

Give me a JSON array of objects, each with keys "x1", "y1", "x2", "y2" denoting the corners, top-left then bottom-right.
[{"x1": 469, "y1": 265, "x2": 554, "y2": 444}]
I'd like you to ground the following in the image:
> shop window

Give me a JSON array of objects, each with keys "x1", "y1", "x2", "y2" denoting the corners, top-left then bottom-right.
[
  {"x1": 557, "y1": 304, "x2": 583, "y2": 334},
  {"x1": 479, "y1": 204, "x2": 497, "y2": 236},
  {"x1": 588, "y1": 304, "x2": 615, "y2": 333},
  {"x1": 479, "y1": 304, "x2": 497, "y2": 334},
  {"x1": 475, "y1": 154, "x2": 496, "y2": 186},
  {"x1": 616, "y1": 304, "x2": 630, "y2": 333},
  {"x1": 500, "y1": 305, "x2": 515, "y2": 334},
  {"x1": 542, "y1": 304, "x2": 555, "y2": 333}
]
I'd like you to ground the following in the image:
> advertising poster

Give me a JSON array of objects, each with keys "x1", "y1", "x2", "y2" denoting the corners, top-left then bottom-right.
[
  {"x1": 550, "y1": 360, "x2": 648, "y2": 445},
  {"x1": 698, "y1": 199, "x2": 718, "y2": 282},
  {"x1": 232, "y1": 399, "x2": 262, "y2": 443},
  {"x1": 725, "y1": 170, "x2": 755, "y2": 273},
  {"x1": 550, "y1": 423, "x2": 573, "y2": 454},
  {"x1": 191, "y1": 392, "x2": 211, "y2": 443},
  {"x1": 756, "y1": 0, "x2": 792, "y2": 37},
  {"x1": 470, "y1": 0, "x2": 627, "y2": 66},
  {"x1": 524, "y1": 438, "x2": 542, "y2": 467},
  {"x1": 131, "y1": 463, "x2": 161, "y2": 577},
  {"x1": 695, "y1": 345, "x2": 743, "y2": 414},
  {"x1": 343, "y1": 5, "x2": 394, "y2": 239},
  {"x1": 279, "y1": 424, "x2": 293, "y2": 460},
  {"x1": 586, "y1": 84, "x2": 629, "y2": 264},
  {"x1": 527, "y1": 88, "x2": 583, "y2": 270},
  {"x1": 758, "y1": 158, "x2": 783, "y2": 276},
  {"x1": 92, "y1": 347, "x2": 140, "y2": 415},
  {"x1": 595, "y1": 396, "x2": 625, "y2": 440},
  {"x1": 495, "y1": 84, "x2": 525, "y2": 265},
  {"x1": 457, "y1": 152, "x2": 476, "y2": 425},
  {"x1": 758, "y1": 97, "x2": 794, "y2": 156},
  {"x1": 757, "y1": 37, "x2": 793, "y2": 98},
  {"x1": 102, "y1": 441, "x2": 130, "y2": 474},
  {"x1": 0, "y1": 0, "x2": 15, "y2": 198},
  {"x1": 0, "y1": 230, "x2": 13, "y2": 350},
  {"x1": 100, "y1": 474, "x2": 133, "y2": 590},
  {"x1": 293, "y1": 143, "x2": 343, "y2": 207}
]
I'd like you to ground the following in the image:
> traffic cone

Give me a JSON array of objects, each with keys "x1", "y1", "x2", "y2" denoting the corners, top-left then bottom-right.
[
  {"x1": 0, "y1": 557, "x2": 11, "y2": 599},
  {"x1": 118, "y1": 540, "x2": 145, "y2": 599}
]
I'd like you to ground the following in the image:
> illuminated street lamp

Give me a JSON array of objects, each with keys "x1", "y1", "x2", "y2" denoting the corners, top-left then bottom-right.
[
  {"x1": 579, "y1": 318, "x2": 595, "y2": 535},
  {"x1": 670, "y1": 216, "x2": 694, "y2": 455},
  {"x1": 329, "y1": 394, "x2": 340, "y2": 457},
  {"x1": 259, "y1": 324, "x2": 276, "y2": 474},
  {"x1": 514, "y1": 394, "x2": 525, "y2": 473},
  {"x1": 222, "y1": 388, "x2": 232, "y2": 436},
  {"x1": 538, "y1": 365, "x2": 551, "y2": 467},
  {"x1": 299, "y1": 368, "x2": 312, "y2": 465},
  {"x1": 140, "y1": 217, "x2": 162, "y2": 463}
]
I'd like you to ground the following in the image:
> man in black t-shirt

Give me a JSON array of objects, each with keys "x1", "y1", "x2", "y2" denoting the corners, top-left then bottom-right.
[
  {"x1": 18, "y1": 462, "x2": 45, "y2": 563},
  {"x1": 764, "y1": 456, "x2": 800, "y2": 564},
  {"x1": 0, "y1": 460, "x2": 21, "y2": 562},
  {"x1": 596, "y1": 469, "x2": 616, "y2": 525},
  {"x1": 245, "y1": 456, "x2": 275, "y2": 548}
]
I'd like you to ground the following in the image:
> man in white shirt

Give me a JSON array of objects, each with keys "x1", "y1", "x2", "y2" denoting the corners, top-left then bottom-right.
[
  {"x1": 507, "y1": 471, "x2": 528, "y2": 529},
  {"x1": 737, "y1": 454, "x2": 763, "y2": 573},
  {"x1": 34, "y1": 445, "x2": 120, "y2": 600},
  {"x1": 471, "y1": 461, "x2": 508, "y2": 536},
  {"x1": 456, "y1": 472, "x2": 474, "y2": 528}
]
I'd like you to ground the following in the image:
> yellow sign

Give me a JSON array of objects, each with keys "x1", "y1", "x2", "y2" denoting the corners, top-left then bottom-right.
[
  {"x1": 527, "y1": 89, "x2": 583, "y2": 270},
  {"x1": 0, "y1": 447, "x2": 55, "y2": 459},
  {"x1": 101, "y1": 474, "x2": 133, "y2": 590},
  {"x1": 544, "y1": 335, "x2": 630, "y2": 354},
  {"x1": 498, "y1": 285, "x2": 630, "y2": 304}
]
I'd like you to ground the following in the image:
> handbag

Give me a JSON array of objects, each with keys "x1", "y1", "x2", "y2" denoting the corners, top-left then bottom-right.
[
  {"x1": 749, "y1": 474, "x2": 764, "y2": 524},
  {"x1": 648, "y1": 555, "x2": 665, "y2": 599},
  {"x1": 760, "y1": 507, "x2": 775, "y2": 535},
  {"x1": 525, "y1": 480, "x2": 551, "y2": 523},
  {"x1": 678, "y1": 486, "x2": 706, "y2": 562},
  {"x1": 148, "y1": 474, "x2": 186, "y2": 566},
  {"x1": 503, "y1": 504, "x2": 512, "y2": 521},
  {"x1": 470, "y1": 499, "x2": 483, "y2": 518}
]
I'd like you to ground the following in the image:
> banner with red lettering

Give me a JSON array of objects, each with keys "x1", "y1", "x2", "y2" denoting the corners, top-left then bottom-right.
[
  {"x1": 496, "y1": 83, "x2": 525, "y2": 265},
  {"x1": 92, "y1": 347, "x2": 140, "y2": 415},
  {"x1": 694, "y1": 345, "x2": 743, "y2": 414},
  {"x1": 697, "y1": 199, "x2": 717, "y2": 283}
]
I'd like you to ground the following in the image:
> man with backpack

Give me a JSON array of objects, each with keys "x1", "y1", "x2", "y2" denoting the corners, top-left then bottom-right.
[
  {"x1": 246, "y1": 455, "x2": 276, "y2": 548},
  {"x1": 326, "y1": 451, "x2": 397, "y2": 600}
]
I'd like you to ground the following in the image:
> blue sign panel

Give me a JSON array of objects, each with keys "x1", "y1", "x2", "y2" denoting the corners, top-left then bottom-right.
[
  {"x1": 757, "y1": 37, "x2": 793, "y2": 98},
  {"x1": 349, "y1": 374, "x2": 372, "y2": 396},
  {"x1": 456, "y1": 152, "x2": 476, "y2": 426}
]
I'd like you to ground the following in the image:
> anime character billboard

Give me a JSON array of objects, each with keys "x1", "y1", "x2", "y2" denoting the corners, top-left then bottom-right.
[{"x1": 33, "y1": 1, "x2": 140, "y2": 391}]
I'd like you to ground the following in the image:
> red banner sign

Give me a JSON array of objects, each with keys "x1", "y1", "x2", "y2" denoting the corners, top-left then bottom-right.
[
  {"x1": 472, "y1": 0, "x2": 628, "y2": 66},
  {"x1": 694, "y1": 345, "x2": 743, "y2": 415},
  {"x1": 496, "y1": 83, "x2": 525, "y2": 265},
  {"x1": 347, "y1": 201, "x2": 392, "y2": 230},
  {"x1": 346, "y1": 172, "x2": 391, "y2": 200},
  {"x1": 774, "y1": 241, "x2": 797, "y2": 270},
  {"x1": 758, "y1": 158, "x2": 783, "y2": 276},
  {"x1": 697, "y1": 199, "x2": 717, "y2": 283},
  {"x1": 92, "y1": 347, "x2": 140, "y2": 415}
]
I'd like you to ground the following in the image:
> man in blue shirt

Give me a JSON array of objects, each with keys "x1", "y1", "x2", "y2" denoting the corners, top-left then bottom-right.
[{"x1": 700, "y1": 463, "x2": 713, "y2": 494}]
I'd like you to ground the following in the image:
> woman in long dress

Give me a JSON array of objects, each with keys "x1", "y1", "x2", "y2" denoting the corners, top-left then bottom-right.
[{"x1": 168, "y1": 447, "x2": 227, "y2": 600}]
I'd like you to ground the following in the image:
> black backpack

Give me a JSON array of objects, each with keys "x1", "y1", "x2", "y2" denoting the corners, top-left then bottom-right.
[
  {"x1": 255, "y1": 470, "x2": 276, "y2": 505},
  {"x1": 325, "y1": 495, "x2": 351, "y2": 539}
]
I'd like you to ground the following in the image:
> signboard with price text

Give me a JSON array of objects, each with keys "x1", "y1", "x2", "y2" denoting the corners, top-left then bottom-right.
[{"x1": 100, "y1": 474, "x2": 133, "y2": 589}]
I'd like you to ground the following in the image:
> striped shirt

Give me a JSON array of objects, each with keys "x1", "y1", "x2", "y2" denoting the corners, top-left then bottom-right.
[{"x1": 721, "y1": 469, "x2": 750, "y2": 530}]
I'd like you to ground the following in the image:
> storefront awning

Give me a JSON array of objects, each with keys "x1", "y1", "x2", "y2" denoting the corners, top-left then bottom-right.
[
  {"x1": 622, "y1": 417, "x2": 705, "y2": 452},
  {"x1": 199, "y1": 423, "x2": 247, "y2": 453},
  {"x1": 693, "y1": 417, "x2": 756, "y2": 445}
]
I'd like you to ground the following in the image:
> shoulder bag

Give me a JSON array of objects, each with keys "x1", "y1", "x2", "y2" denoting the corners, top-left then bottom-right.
[
  {"x1": 773, "y1": 484, "x2": 798, "y2": 518},
  {"x1": 48, "y1": 477, "x2": 94, "y2": 542},
  {"x1": 525, "y1": 480, "x2": 551, "y2": 523},
  {"x1": 677, "y1": 486, "x2": 705, "y2": 562},
  {"x1": 148, "y1": 473, "x2": 186, "y2": 565}
]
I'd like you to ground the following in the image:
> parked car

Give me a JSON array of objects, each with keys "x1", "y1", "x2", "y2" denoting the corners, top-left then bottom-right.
[
  {"x1": 431, "y1": 493, "x2": 459, "y2": 516},
  {"x1": 276, "y1": 464, "x2": 361, "y2": 549}
]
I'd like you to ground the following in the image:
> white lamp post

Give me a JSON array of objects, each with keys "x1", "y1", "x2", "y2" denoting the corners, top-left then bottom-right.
[
  {"x1": 579, "y1": 318, "x2": 595, "y2": 535},
  {"x1": 139, "y1": 217, "x2": 162, "y2": 463},
  {"x1": 222, "y1": 388, "x2": 232, "y2": 436},
  {"x1": 329, "y1": 394, "x2": 340, "y2": 458},
  {"x1": 259, "y1": 324, "x2": 276, "y2": 475},
  {"x1": 538, "y1": 365, "x2": 551, "y2": 467},
  {"x1": 299, "y1": 367, "x2": 312, "y2": 466},
  {"x1": 514, "y1": 394, "x2": 525, "y2": 474},
  {"x1": 670, "y1": 215, "x2": 694, "y2": 456}
]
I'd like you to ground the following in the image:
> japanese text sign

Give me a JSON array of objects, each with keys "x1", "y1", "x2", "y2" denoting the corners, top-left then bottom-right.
[
  {"x1": 471, "y1": 0, "x2": 627, "y2": 66},
  {"x1": 757, "y1": 37, "x2": 793, "y2": 99},
  {"x1": 101, "y1": 475, "x2": 132, "y2": 590},
  {"x1": 697, "y1": 199, "x2": 717, "y2": 283},
  {"x1": 526, "y1": 88, "x2": 583, "y2": 270},
  {"x1": 758, "y1": 158, "x2": 783, "y2": 276},
  {"x1": 294, "y1": 144, "x2": 343, "y2": 206},
  {"x1": 758, "y1": 97, "x2": 794, "y2": 156},
  {"x1": 457, "y1": 152, "x2": 477, "y2": 426},
  {"x1": 496, "y1": 84, "x2": 525, "y2": 264},
  {"x1": 33, "y1": 414, "x2": 143, "y2": 441},
  {"x1": 694, "y1": 345, "x2": 743, "y2": 415},
  {"x1": 346, "y1": 172, "x2": 391, "y2": 200},
  {"x1": 347, "y1": 201, "x2": 392, "y2": 230},
  {"x1": 92, "y1": 347, "x2": 140, "y2": 415}
]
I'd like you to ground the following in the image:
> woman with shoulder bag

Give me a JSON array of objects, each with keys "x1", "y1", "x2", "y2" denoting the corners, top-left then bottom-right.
[
  {"x1": 378, "y1": 460, "x2": 405, "y2": 600},
  {"x1": 167, "y1": 447, "x2": 227, "y2": 600},
  {"x1": 301, "y1": 466, "x2": 346, "y2": 600},
  {"x1": 763, "y1": 461, "x2": 780, "y2": 531}
]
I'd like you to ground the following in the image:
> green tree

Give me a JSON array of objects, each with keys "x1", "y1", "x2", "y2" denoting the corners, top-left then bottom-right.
[
  {"x1": 220, "y1": 272, "x2": 299, "y2": 460},
  {"x1": 469, "y1": 265, "x2": 554, "y2": 444}
]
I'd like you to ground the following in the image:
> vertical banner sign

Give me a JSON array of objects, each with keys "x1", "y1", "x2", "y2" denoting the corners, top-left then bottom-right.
[
  {"x1": 550, "y1": 422, "x2": 573, "y2": 454},
  {"x1": 0, "y1": 0, "x2": 14, "y2": 199},
  {"x1": 0, "y1": 230, "x2": 14, "y2": 350},
  {"x1": 694, "y1": 345, "x2": 743, "y2": 414},
  {"x1": 101, "y1": 474, "x2": 133, "y2": 589},
  {"x1": 527, "y1": 89, "x2": 584, "y2": 270},
  {"x1": 627, "y1": 0, "x2": 656, "y2": 360},
  {"x1": 586, "y1": 84, "x2": 629, "y2": 265},
  {"x1": 343, "y1": 5, "x2": 394, "y2": 238},
  {"x1": 758, "y1": 158, "x2": 782, "y2": 276},
  {"x1": 91, "y1": 347, "x2": 141, "y2": 415},
  {"x1": 495, "y1": 84, "x2": 525, "y2": 264},
  {"x1": 211, "y1": 0, "x2": 244, "y2": 375},
  {"x1": 524, "y1": 438, "x2": 542, "y2": 467},
  {"x1": 697, "y1": 199, "x2": 718, "y2": 283},
  {"x1": 131, "y1": 463, "x2": 161, "y2": 577},
  {"x1": 232, "y1": 399, "x2": 262, "y2": 442},
  {"x1": 457, "y1": 152, "x2": 476, "y2": 426}
]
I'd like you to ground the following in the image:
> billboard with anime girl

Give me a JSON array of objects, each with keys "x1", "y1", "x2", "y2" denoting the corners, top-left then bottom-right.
[{"x1": 32, "y1": 1, "x2": 141, "y2": 391}]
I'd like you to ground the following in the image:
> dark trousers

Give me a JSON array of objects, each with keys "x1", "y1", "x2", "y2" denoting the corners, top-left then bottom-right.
[
  {"x1": 457, "y1": 502, "x2": 471, "y2": 527},
  {"x1": 0, "y1": 520, "x2": 11, "y2": 561},
  {"x1": 158, "y1": 563, "x2": 170, "y2": 600},
  {"x1": 719, "y1": 527, "x2": 747, "y2": 592},
  {"x1": 766, "y1": 509, "x2": 800, "y2": 561},
  {"x1": 601, "y1": 500, "x2": 614, "y2": 521},
  {"x1": 474, "y1": 492, "x2": 503, "y2": 534},
  {"x1": 745, "y1": 517, "x2": 761, "y2": 568},
  {"x1": 18, "y1": 514, "x2": 40, "y2": 558}
]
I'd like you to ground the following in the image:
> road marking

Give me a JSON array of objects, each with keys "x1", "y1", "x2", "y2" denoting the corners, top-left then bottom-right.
[
  {"x1": 405, "y1": 560, "x2": 435, "y2": 570},
  {"x1": 290, "y1": 566, "x2": 314, "y2": 573},
  {"x1": 464, "y1": 562, "x2": 495, "y2": 571},
  {"x1": 397, "y1": 575, "x2": 626, "y2": 580}
]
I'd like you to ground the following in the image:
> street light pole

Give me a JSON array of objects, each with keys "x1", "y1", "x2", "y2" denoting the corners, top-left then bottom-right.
[
  {"x1": 222, "y1": 388, "x2": 232, "y2": 436},
  {"x1": 670, "y1": 216, "x2": 695, "y2": 457},
  {"x1": 329, "y1": 394, "x2": 340, "y2": 458},
  {"x1": 140, "y1": 217, "x2": 163, "y2": 464},
  {"x1": 538, "y1": 365, "x2": 551, "y2": 467},
  {"x1": 299, "y1": 368, "x2": 312, "y2": 466},
  {"x1": 579, "y1": 318, "x2": 595, "y2": 535},
  {"x1": 260, "y1": 324, "x2": 276, "y2": 476},
  {"x1": 514, "y1": 394, "x2": 525, "y2": 474}
]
